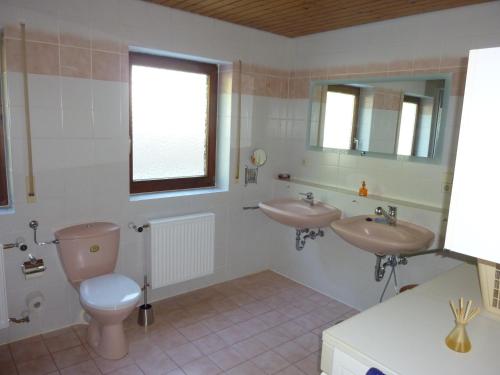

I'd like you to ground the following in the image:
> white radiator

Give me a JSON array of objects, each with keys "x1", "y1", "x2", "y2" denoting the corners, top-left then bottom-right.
[
  {"x1": 149, "y1": 213, "x2": 215, "y2": 289},
  {"x1": 0, "y1": 250, "x2": 9, "y2": 329}
]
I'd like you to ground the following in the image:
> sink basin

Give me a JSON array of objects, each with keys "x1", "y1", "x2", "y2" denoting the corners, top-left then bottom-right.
[
  {"x1": 259, "y1": 198, "x2": 342, "y2": 229},
  {"x1": 330, "y1": 215, "x2": 434, "y2": 255}
]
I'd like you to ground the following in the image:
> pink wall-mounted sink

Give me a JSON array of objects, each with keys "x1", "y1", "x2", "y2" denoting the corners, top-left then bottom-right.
[
  {"x1": 330, "y1": 215, "x2": 434, "y2": 256},
  {"x1": 259, "y1": 198, "x2": 342, "y2": 229}
]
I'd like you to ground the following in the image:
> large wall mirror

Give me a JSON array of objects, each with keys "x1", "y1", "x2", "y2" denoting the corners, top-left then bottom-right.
[{"x1": 308, "y1": 75, "x2": 451, "y2": 161}]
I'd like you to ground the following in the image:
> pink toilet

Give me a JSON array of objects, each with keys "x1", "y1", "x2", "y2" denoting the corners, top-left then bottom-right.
[{"x1": 55, "y1": 222, "x2": 141, "y2": 359}]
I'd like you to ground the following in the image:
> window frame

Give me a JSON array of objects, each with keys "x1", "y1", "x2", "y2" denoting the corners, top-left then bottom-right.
[{"x1": 129, "y1": 52, "x2": 218, "y2": 194}]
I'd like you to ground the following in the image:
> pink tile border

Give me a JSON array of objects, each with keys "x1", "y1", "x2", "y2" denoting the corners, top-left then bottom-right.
[{"x1": 2, "y1": 24, "x2": 467, "y2": 96}]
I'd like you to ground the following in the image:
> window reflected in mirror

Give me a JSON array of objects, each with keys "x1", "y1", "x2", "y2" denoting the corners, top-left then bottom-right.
[{"x1": 309, "y1": 78, "x2": 447, "y2": 160}]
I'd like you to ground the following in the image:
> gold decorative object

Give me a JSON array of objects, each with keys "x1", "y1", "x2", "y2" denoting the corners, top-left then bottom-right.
[{"x1": 445, "y1": 297, "x2": 480, "y2": 353}]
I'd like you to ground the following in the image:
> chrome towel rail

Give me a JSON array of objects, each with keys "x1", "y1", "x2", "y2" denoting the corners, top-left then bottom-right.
[{"x1": 2, "y1": 238, "x2": 28, "y2": 251}]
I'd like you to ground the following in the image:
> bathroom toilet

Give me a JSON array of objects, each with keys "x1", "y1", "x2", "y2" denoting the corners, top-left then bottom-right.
[{"x1": 55, "y1": 222, "x2": 141, "y2": 360}]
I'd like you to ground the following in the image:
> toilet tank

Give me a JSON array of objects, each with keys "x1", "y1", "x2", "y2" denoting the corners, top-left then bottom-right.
[{"x1": 55, "y1": 222, "x2": 120, "y2": 285}]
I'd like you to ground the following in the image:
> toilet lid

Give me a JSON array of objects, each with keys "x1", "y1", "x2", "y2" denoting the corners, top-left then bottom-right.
[{"x1": 80, "y1": 274, "x2": 141, "y2": 311}]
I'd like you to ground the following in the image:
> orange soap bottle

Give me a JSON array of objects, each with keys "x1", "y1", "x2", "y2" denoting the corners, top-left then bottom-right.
[{"x1": 358, "y1": 181, "x2": 368, "y2": 197}]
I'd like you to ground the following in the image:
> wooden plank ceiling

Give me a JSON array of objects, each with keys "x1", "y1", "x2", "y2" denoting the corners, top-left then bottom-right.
[{"x1": 145, "y1": 0, "x2": 492, "y2": 37}]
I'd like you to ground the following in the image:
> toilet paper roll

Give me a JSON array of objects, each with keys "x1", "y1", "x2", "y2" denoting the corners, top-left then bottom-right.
[{"x1": 26, "y1": 291, "x2": 44, "y2": 312}]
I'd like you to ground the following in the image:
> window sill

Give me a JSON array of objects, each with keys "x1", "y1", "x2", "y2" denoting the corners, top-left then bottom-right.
[
  {"x1": 0, "y1": 207, "x2": 15, "y2": 216},
  {"x1": 129, "y1": 186, "x2": 228, "y2": 202}
]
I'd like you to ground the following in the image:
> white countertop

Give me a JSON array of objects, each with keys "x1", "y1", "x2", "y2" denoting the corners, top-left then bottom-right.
[{"x1": 323, "y1": 263, "x2": 500, "y2": 375}]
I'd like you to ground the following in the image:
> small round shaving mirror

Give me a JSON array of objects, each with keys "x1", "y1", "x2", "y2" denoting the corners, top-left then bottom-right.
[{"x1": 251, "y1": 149, "x2": 267, "y2": 167}]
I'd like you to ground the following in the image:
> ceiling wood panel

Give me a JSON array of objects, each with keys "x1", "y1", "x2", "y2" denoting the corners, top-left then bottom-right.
[{"x1": 147, "y1": 0, "x2": 493, "y2": 37}]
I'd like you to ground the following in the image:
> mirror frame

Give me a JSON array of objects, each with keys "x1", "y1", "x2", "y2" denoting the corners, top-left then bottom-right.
[{"x1": 306, "y1": 73, "x2": 452, "y2": 164}]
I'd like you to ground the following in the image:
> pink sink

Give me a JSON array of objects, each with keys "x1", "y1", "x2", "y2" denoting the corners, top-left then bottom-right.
[
  {"x1": 330, "y1": 215, "x2": 434, "y2": 256},
  {"x1": 259, "y1": 198, "x2": 342, "y2": 229}
]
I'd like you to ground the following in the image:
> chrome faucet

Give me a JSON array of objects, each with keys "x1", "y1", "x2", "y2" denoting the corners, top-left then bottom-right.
[
  {"x1": 299, "y1": 192, "x2": 314, "y2": 206},
  {"x1": 374, "y1": 205, "x2": 397, "y2": 225}
]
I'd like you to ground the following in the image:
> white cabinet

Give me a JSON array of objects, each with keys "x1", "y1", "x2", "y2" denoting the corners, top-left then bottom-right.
[
  {"x1": 322, "y1": 340, "x2": 390, "y2": 375},
  {"x1": 321, "y1": 264, "x2": 500, "y2": 375},
  {"x1": 331, "y1": 348, "x2": 370, "y2": 375}
]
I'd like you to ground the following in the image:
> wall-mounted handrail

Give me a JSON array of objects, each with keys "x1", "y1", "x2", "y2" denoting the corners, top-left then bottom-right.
[
  {"x1": 235, "y1": 60, "x2": 242, "y2": 182},
  {"x1": 20, "y1": 23, "x2": 36, "y2": 203}
]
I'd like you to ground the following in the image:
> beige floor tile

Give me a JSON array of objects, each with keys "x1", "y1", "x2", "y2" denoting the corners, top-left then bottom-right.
[
  {"x1": 0, "y1": 360, "x2": 18, "y2": 375},
  {"x1": 221, "y1": 309, "x2": 253, "y2": 324},
  {"x1": 177, "y1": 322, "x2": 211, "y2": 341},
  {"x1": 94, "y1": 355, "x2": 134, "y2": 374},
  {"x1": 258, "y1": 311, "x2": 290, "y2": 328},
  {"x1": 208, "y1": 347, "x2": 245, "y2": 370},
  {"x1": 223, "y1": 361, "x2": 265, "y2": 375},
  {"x1": 134, "y1": 351, "x2": 177, "y2": 375},
  {"x1": 275, "y1": 365, "x2": 305, "y2": 375},
  {"x1": 59, "y1": 360, "x2": 101, "y2": 375},
  {"x1": 181, "y1": 356, "x2": 221, "y2": 375},
  {"x1": 274, "y1": 341, "x2": 310, "y2": 364},
  {"x1": 43, "y1": 330, "x2": 82, "y2": 353},
  {"x1": 10, "y1": 336, "x2": 50, "y2": 364},
  {"x1": 7, "y1": 271, "x2": 351, "y2": 375},
  {"x1": 107, "y1": 364, "x2": 143, "y2": 375},
  {"x1": 166, "y1": 343, "x2": 202, "y2": 366},
  {"x1": 293, "y1": 333, "x2": 320, "y2": 353},
  {"x1": 201, "y1": 316, "x2": 234, "y2": 333},
  {"x1": 294, "y1": 352, "x2": 321, "y2": 375},
  {"x1": 191, "y1": 333, "x2": 227, "y2": 355},
  {"x1": 217, "y1": 324, "x2": 253, "y2": 346},
  {"x1": 232, "y1": 337, "x2": 268, "y2": 360},
  {"x1": 150, "y1": 331, "x2": 188, "y2": 353},
  {"x1": 251, "y1": 351, "x2": 289, "y2": 374},
  {"x1": 52, "y1": 346, "x2": 90, "y2": 369},
  {"x1": 16, "y1": 355, "x2": 57, "y2": 375}
]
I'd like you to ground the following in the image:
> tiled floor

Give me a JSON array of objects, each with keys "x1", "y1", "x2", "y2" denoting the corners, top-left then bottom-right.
[{"x1": 0, "y1": 271, "x2": 358, "y2": 375}]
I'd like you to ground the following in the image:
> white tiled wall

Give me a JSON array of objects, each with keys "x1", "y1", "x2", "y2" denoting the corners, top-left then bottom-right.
[
  {"x1": 265, "y1": 2, "x2": 500, "y2": 310},
  {"x1": 0, "y1": 0, "x2": 499, "y2": 343},
  {"x1": 0, "y1": 0, "x2": 289, "y2": 344},
  {"x1": 284, "y1": 2, "x2": 500, "y2": 208}
]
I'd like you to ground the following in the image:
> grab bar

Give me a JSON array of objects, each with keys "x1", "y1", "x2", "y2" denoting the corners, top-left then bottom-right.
[
  {"x1": 28, "y1": 220, "x2": 59, "y2": 246},
  {"x1": 2, "y1": 238, "x2": 28, "y2": 251},
  {"x1": 128, "y1": 222, "x2": 150, "y2": 233}
]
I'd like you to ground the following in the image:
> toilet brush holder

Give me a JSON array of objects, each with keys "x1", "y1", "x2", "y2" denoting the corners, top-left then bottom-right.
[
  {"x1": 137, "y1": 275, "x2": 154, "y2": 327},
  {"x1": 138, "y1": 303, "x2": 154, "y2": 327}
]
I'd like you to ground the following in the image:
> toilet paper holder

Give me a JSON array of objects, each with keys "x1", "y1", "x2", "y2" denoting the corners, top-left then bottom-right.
[{"x1": 21, "y1": 254, "x2": 46, "y2": 278}]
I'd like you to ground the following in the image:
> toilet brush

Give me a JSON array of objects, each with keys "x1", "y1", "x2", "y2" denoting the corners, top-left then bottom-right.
[{"x1": 137, "y1": 275, "x2": 154, "y2": 327}]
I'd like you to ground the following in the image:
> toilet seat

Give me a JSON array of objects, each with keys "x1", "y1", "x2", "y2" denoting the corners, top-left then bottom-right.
[{"x1": 80, "y1": 273, "x2": 140, "y2": 311}]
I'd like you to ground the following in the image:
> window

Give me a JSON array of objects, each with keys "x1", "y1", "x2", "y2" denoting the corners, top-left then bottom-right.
[
  {"x1": 129, "y1": 52, "x2": 218, "y2": 194},
  {"x1": 0, "y1": 70, "x2": 8, "y2": 206},
  {"x1": 321, "y1": 85, "x2": 360, "y2": 150},
  {"x1": 397, "y1": 95, "x2": 420, "y2": 156}
]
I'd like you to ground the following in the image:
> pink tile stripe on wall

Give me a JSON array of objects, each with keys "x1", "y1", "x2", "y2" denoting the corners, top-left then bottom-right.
[
  {"x1": 2, "y1": 24, "x2": 128, "y2": 82},
  {"x1": 2, "y1": 24, "x2": 467, "y2": 97}
]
